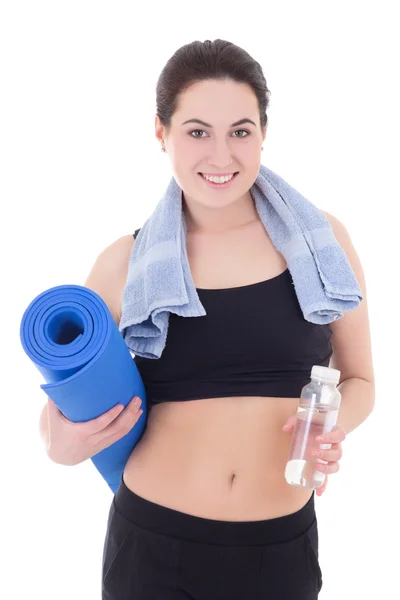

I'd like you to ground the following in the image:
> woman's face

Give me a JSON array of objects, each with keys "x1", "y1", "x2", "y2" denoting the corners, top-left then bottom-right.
[{"x1": 155, "y1": 79, "x2": 266, "y2": 211}]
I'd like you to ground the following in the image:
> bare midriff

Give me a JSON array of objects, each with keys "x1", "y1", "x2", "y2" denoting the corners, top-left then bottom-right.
[{"x1": 123, "y1": 395, "x2": 313, "y2": 521}]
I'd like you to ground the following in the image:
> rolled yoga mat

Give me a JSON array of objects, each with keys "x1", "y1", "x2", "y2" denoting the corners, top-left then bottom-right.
[{"x1": 20, "y1": 284, "x2": 147, "y2": 493}]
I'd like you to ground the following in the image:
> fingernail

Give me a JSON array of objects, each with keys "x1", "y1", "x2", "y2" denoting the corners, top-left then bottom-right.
[{"x1": 134, "y1": 397, "x2": 141, "y2": 407}]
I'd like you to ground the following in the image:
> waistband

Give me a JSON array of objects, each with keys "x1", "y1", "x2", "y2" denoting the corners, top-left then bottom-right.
[{"x1": 113, "y1": 475, "x2": 316, "y2": 546}]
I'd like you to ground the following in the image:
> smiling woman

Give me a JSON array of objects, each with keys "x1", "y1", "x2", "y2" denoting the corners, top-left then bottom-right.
[{"x1": 96, "y1": 39, "x2": 374, "y2": 600}]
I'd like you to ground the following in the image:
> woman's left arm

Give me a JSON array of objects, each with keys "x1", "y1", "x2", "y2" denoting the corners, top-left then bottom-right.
[
  {"x1": 322, "y1": 209, "x2": 376, "y2": 424},
  {"x1": 283, "y1": 211, "x2": 375, "y2": 495},
  {"x1": 334, "y1": 376, "x2": 375, "y2": 436}
]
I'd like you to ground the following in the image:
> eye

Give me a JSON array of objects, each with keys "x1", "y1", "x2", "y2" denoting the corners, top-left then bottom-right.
[
  {"x1": 232, "y1": 130, "x2": 250, "y2": 138},
  {"x1": 189, "y1": 129, "x2": 250, "y2": 139},
  {"x1": 190, "y1": 129, "x2": 207, "y2": 138}
]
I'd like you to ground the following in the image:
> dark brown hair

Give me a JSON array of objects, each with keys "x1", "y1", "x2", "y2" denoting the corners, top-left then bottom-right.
[{"x1": 156, "y1": 39, "x2": 271, "y2": 133}]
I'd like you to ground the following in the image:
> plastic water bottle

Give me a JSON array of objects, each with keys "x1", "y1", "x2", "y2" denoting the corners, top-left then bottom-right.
[{"x1": 284, "y1": 365, "x2": 342, "y2": 489}]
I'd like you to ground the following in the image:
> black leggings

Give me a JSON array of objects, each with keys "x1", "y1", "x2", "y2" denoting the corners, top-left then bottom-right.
[{"x1": 102, "y1": 475, "x2": 323, "y2": 599}]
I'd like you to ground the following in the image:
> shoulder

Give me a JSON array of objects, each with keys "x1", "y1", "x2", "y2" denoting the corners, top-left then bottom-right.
[
  {"x1": 321, "y1": 210, "x2": 350, "y2": 246},
  {"x1": 83, "y1": 234, "x2": 135, "y2": 325},
  {"x1": 98, "y1": 234, "x2": 135, "y2": 268},
  {"x1": 321, "y1": 209, "x2": 365, "y2": 292},
  {"x1": 321, "y1": 210, "x2": 374, "y2": 385}
]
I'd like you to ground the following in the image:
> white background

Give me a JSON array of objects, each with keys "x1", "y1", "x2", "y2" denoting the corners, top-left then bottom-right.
[{"x1": 1, "y1": 1, "x2": 398, "y2": 598}]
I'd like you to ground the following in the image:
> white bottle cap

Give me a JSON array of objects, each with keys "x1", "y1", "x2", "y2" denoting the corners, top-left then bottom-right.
[{"x1": 311, "y1": 365, "x2": 341, "y2": 384}]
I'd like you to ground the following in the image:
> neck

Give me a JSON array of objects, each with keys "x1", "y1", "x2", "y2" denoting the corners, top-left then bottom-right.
[{"x1": 183, "y1": 191, "x2": 259, "y2": 235}]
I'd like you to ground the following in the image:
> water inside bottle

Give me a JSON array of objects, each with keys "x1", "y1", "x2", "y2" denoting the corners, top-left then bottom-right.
[{"x1": 285, "y1": 404, "x2": 339, "y2": 489}]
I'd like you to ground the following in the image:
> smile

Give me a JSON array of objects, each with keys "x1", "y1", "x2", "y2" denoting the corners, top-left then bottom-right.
[{"x1": 199, "y1": 172, "x2": 239, "y2": 187}]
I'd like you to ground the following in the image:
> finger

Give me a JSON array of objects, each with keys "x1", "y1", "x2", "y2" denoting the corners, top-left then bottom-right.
[
  {"x1": 91, "y1": 399, "x2": 143, "y2": 447},
  {"x1": 315, "y1": 461, "x2": 340, "y2": 475},
  {"x1": 312, "y1": 443, "x2": 343, "y2": 462},
  {"x1": 316, "y1": 475, "x2": 328, "y2": 496},
  {"x1": 316, "y1": 426, "x2": 346, "y2": 444},
  {"x1": 282, "y1": 415, "x2": 298, "y2": 431},
  {"x1": 83, "y1": 402, "x2": 129, "y2": 435},
  {"x1": 93, "y1": 408, "x2": 143, "y2": 451}
]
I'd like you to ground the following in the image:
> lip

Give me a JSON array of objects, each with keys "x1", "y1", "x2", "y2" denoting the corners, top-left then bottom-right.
[
  {"x1": 199, "y1": 172, "x2": 239, "y2": 189},
  {"x1": 200, "y1": 172, "x2": 238, "y2": 177}
]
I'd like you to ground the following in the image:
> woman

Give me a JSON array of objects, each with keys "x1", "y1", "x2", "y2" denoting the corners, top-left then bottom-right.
[{"x1": 83, "y1": 39, "x2": 374, "y2": 599}]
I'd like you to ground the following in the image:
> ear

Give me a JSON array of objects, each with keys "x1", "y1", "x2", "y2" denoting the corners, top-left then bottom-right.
[
  {"x1": 154, "y1": 114, "x2": 165, "y2": 146},
  {"x1": 262, "y1": 124, "x2": 267, "y2": 143}
]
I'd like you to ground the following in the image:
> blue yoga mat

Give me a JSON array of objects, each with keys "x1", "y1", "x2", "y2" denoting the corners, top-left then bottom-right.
[{"x1": 20, "y1": 284, "x2": 147, "y2": 493}]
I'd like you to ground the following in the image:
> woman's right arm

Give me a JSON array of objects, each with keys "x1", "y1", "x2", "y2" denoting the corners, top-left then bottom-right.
[
  {"x1": 39, "y1": 234, "x2": 142, "y2": 465},
  {"x1": 39, "y1": 403, "x2": 49, "y2": 449}
]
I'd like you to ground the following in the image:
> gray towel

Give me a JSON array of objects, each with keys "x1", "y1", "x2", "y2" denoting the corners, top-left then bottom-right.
[{"x1": 119, "y1": 163, "x2": 363, "y2": 359}]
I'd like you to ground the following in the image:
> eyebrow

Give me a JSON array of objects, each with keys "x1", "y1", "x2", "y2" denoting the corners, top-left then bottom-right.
[{"x1": 181, "y1": 118, "x2": 257, "y2": 128}]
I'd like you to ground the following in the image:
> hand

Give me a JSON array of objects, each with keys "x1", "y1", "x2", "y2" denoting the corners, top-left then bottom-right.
[
  {"x1": 46, "y1": 395, "x2": 143, "y2": 466},
  {"x1": 282, "y1": 415, "x2": 347, "y2": 496}
]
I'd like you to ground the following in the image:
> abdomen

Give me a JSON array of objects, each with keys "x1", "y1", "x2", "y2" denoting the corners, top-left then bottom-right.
[{"x1": 123, "y1": 395, "x2": 314, "y2": 520}]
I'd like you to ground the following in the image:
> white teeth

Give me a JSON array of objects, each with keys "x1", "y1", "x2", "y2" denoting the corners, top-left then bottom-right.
[{"x1": 202, "y1": 173, "x2": 234, "y2": 184}]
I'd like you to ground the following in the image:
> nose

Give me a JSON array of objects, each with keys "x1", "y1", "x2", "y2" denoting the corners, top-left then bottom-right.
[{"x1": 207, "y1": 140, "x2": 235, "y2": 170}]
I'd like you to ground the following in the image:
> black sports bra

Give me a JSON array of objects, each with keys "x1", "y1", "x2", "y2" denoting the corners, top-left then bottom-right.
[{"x1": 130, "y1": 229, "x2": 333, "y2": 410}]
